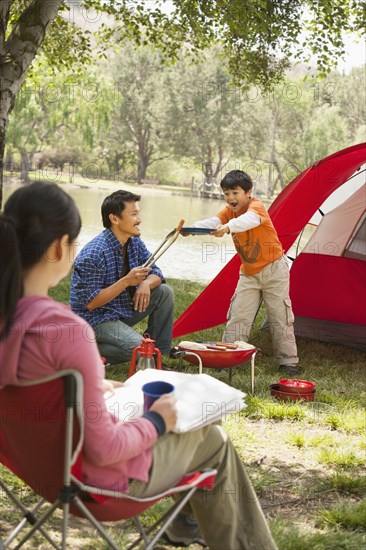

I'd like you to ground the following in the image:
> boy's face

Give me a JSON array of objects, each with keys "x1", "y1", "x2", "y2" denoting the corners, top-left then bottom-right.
[{"x1": 223, "y1": 186, "x2": 252, "y2": 212}]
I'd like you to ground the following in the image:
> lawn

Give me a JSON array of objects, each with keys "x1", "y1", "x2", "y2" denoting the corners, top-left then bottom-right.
[{"x1": 1, "y1": 277, "x2": 365, "y2": 549}]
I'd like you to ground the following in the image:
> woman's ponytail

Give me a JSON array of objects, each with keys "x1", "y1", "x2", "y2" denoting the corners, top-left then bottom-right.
[{"x1": 0, "y1": 214, "x2": 22, "y2": 340}]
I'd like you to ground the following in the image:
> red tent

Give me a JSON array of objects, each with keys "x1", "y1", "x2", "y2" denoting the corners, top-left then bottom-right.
[{"x1": 173, "y1": 143, "x2": 366, "y2": 349}]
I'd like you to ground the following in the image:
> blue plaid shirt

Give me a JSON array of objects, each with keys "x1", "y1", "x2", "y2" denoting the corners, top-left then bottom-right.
[{"x1": 70, "y1": 229, "x2": 165, "y2": 327}]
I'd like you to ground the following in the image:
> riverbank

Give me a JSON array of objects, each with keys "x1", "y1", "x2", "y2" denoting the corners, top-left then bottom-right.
[
  {"x1": 4, "y1": 171, "x2": 198, "y2": 198},
  {"x1": 1, "y1": 277, "x2": 364, "y2": 549}
]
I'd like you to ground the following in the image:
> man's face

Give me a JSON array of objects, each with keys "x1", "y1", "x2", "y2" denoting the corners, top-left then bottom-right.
[
  {"x1": 110, "y1": 201, "x2": 142, "y2": 240},
  {"x1": 223, "y1": 186, "x2": 252, "y2": 212}
]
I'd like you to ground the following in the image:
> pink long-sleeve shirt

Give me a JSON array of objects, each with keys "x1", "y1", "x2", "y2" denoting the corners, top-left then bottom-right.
[{"x1": 0, "y1": 296, "x2": 157, "y2": 491}]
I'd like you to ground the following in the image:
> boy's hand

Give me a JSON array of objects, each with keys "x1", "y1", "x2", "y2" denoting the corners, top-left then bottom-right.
[{"x1": 211, "y1": 224, "x2": 230, "y2": 237}]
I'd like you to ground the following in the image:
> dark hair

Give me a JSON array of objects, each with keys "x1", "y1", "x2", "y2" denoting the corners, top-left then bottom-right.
[
  {"x1": 101, "y1": 190, "x2": 141, "y2": 228},
  {"x1": 220, "y1": 170, "x2": 253, "y2": 192},
  {"x1": 0, "y1": 181, "x2": 81, "y2": 340}
]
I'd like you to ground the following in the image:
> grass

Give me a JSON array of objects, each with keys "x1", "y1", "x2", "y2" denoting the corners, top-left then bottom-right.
[
  {"x1": 317, "y1": 500, "x2": 366, "y2": 531},
  {"x1": 1, "y1": 276, "x2": 365, "y2": 549}
]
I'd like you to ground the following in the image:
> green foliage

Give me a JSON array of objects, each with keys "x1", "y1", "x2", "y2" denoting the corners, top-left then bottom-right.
[
  {"x1": 318, "y1": 448, "x2": 365, "y2": 469},
  {"x1": 317, "y1": 500, "x2": 366, "y2": 531},
  {"x1": 272, "y1": 516, "x2": 366, "y2": 549},
  {"x1": 319, "y1": 471, "x2": 366, "y2": 496},
  {"x1": 5, "y1": 1, "x2": 366, "y2": 91}
]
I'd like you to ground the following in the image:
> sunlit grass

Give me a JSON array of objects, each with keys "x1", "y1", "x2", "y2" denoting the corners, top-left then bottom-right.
[
  {"x1": 287, "y1": 432, "x2": 306, "y2": 448},
  {"x1": 318, "y1": 471, "x2": 366, "y2": 496},
  {"x1": 271, "y1": 516, "x2": 366, "y2": 550},
  {"x1": 317, "y1": 500, "x2": 366, "y2": 531},
  {"x1": 317, "y1": 448, "x2": 365, "y2": 469}
]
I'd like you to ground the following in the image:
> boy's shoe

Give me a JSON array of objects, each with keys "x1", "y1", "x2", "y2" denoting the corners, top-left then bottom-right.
[
  {"x1": 163, "y1": 513, "x2": 207, "y2": 547},
  {"x1": 279, "y1": 364, "x2": 300, "y2": 377}
]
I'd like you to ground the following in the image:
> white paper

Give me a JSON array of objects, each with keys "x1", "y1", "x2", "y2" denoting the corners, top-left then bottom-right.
[{"x1": 104, "y1": 369, "x2": 246, "y2": 433}]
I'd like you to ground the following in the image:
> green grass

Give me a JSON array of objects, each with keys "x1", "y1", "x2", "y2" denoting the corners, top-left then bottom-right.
[
  {"x1": 318, "y1": 471, "x2": 366, "y2": 496},
  {"x1": 2, "y1": 275, "x2": 364, "y2": 549},
  {"x1": 317, "y1": 448, "x2": 365, "y2": 469},
  {"x1": 317, "y1": 500, "x2": 366, "y2": 531}
]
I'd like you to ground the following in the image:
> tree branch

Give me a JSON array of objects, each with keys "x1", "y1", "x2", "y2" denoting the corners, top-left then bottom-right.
[
  {"x1": 0, "y1": 0, "x2": 14, "y2": 58},
  {"x1": 4, "y1": 0, "x2": 63, "y2": 86}
]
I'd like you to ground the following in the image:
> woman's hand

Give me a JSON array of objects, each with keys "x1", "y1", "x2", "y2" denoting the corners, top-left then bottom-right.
[
  {"x1": 149, "y1": 393, "x2": 177, "y2": 433},
  {"x1": 103, "y1": 379, "x2": 124, "y2": 395}
]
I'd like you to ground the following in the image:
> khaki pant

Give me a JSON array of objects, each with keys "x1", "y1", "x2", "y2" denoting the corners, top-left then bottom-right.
[
  {"x1": 223, "y1": 257, "x2": 298, "y2": 365},
  {"x1": 129, "y1": 424, "x2": 277, "y2": 550}
]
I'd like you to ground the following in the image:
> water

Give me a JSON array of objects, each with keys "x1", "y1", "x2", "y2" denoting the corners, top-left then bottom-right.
[{"x1": 3, "y1": 181, "x2": 240, "y2": 283}]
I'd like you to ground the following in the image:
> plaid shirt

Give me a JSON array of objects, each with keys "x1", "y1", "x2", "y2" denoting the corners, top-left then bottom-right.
[{"x1": 70, "y1": 229, "x2": 165, "y2": 327}]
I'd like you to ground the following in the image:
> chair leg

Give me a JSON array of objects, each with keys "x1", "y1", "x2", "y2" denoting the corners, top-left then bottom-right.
[
  {"x1": 73, "y1": 496, "x2": 120, "y2": 550},
  {"x1": 61, "y1": 502, "x2": 70, "y2": 550},
  {"x1": 0, "y1": 478, "x2": 60, "y2": 550},
  {"x1": 127, "y1": 486, "x2": 198, "y2": 550},
  {"x1": 14, "y1": 499, "x2": 62, "y2": 550}
]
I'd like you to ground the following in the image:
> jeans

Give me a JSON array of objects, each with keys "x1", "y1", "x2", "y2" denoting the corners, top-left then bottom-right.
[{"x1": 94, "y1": 284, "x2": 174, "y2": 364}]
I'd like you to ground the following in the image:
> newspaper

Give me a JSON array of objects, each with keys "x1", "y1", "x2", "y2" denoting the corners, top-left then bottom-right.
[{"x1": 104, "y1": 369, "x2": 246, "y2": 433}]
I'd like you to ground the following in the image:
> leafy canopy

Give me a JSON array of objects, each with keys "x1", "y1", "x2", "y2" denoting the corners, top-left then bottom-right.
[{"x1": 7, "y1": 0, "x2": 366, "y2": 90}]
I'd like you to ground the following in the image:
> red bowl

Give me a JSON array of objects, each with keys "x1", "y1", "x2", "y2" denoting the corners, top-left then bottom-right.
[
  {"x1": 278, "y1": 379, "x2": 315, "y2": 394},
  {"x1": 177, "y1": 344, "x2": 256, "y2": 369},
  {"x1": 270, "y1": 383, "x2": 315, "y2": 402}
]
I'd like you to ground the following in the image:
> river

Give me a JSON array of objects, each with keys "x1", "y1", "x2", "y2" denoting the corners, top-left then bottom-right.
[{"x1": 3, "y1": 180, "x2": 248, "y2": 283}]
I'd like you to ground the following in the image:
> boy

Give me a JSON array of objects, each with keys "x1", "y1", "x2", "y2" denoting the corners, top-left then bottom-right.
[{"x1": 190, "y1": 170, "x2": 299, "y2": 376}]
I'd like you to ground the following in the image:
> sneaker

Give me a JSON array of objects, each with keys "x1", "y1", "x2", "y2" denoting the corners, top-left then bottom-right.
[
  {"x1": 164, "y1": 513, "x2": 207, "y2": 547},
  {"x1": 279, "y1": 364, "x2": 300, "y2": 377}
]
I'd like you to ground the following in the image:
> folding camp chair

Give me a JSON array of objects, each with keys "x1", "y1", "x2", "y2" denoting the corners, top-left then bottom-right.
[{"x1": 0, "y1": 370, "x2": 217, "y2": 549}]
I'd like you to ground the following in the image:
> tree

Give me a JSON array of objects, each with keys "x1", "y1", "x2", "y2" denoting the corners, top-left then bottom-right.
[
  {"x1": 1, "y1": 1, "x2": 364, "y2": 205},
  {"x1": 102, "y1": 44, "x2": 169, "y2": 183},
  {"x1": 6, "y1": 61, "x2": 111, "y2": 183},
  {"x1": 161, "y1": 48, "x2": 248, "y2": 193}
]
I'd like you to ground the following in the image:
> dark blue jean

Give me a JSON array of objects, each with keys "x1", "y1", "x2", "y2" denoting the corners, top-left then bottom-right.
[{"x1": 94, "y1": 284, "x2": 174, "y2": 364}]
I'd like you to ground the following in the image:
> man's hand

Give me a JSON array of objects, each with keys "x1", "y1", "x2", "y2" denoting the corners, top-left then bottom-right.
[
  {"x1": 211, "y1": 224, "x2": 229, "y2": 237},
  {"x1": 133, "y1": 280, "x2": 151, "y2": 312},
  {"x1": 149, "y1": 393, "x2": 177, "y2": 433},
  {"x1": 124, "y1": 266, "x2": 151, "y2": 286}
]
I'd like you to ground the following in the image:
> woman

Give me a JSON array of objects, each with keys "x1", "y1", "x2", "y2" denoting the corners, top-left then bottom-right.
[{"x1": 0, "y1": 182, "x2": 277, "y2": 550}]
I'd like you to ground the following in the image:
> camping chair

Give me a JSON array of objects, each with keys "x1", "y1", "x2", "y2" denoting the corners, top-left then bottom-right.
[{"x1": 0, "y1": 370, "x2": 217, "y2": 549}]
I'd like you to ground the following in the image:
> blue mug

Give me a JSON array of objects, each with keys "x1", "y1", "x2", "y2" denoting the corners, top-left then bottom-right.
[{"x1": 142, "y1": 381, "x2": 175, "y2": 412}]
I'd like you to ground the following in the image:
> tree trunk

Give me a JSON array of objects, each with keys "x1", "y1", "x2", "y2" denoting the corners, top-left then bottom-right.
[
  {"x1": 137, "y1": 154, "x2": 149, "y2": 184},
  {"x1": 0, "y1": 124, "x2": 6, "y2": 207},
  {"x1": 0, "y1": 0, "x2": 63, "y2": 207},
  {"x1": 20, "y1": 149, "x2": 31, "y2": 184},
  {"x1": 202, "y1": 144, "x2": 214, "y2": 193}
]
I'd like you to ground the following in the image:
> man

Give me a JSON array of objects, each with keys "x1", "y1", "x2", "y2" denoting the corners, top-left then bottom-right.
[{"x1": 70, "y1": 190, "x2": 174, "y2": 364}]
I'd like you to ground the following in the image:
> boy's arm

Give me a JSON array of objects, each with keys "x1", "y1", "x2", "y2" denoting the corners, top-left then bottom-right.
[
  {"x1": 213, "y1": 211, "x2": 261, "y2": 237},
  {"x1": 226, "y1": 211, "x2": 261, "y2": 233},
  {"x1": 191, "y1": 216, "x2": 221, "y2": 229}
]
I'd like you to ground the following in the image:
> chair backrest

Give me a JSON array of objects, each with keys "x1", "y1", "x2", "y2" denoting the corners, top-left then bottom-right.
[{"x1": 0, "y1": 370, "x2": 83, "y2": 503}]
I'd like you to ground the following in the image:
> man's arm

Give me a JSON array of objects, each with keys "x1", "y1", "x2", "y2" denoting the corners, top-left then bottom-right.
[
  {"x1": 87, "y1": 266, "x2": 151, "y2": 311},
  {"x1": 132, "y1": 273, "x2": 162, "y2": 313}
]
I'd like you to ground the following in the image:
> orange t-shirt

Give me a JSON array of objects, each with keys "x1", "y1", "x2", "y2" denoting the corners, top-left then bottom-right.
[{"x1": 217, "y1": 198, "x2": 283, "y2": 275}]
